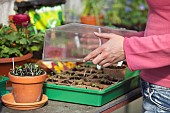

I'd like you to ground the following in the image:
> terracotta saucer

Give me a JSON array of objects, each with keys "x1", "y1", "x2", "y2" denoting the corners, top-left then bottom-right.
[{"x1": 1, "y1": 93, "x2": 48, "y2": 110}]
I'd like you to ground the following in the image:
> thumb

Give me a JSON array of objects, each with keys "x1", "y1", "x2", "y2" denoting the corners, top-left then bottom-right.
[{"x1": 94, "y1": 32, "x2": 112, "y2": 39}]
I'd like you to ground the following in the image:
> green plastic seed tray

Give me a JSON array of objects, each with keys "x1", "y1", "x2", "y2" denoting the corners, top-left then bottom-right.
[
  {"x1": 43, "y1": 69, "x2": 140, "y2": 106},
  {"x1": 0, "y1": 76, "x2": 9, "y2": 96}
]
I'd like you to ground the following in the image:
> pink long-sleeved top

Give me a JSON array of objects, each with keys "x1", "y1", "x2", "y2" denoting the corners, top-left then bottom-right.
[{"x1": 124, "y1": 0, "x2": 170, "y2": 88}]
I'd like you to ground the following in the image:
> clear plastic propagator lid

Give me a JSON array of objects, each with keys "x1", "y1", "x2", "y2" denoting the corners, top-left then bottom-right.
[{"x1": 42, "y1": 23, "x2": 136, "y2": 62}]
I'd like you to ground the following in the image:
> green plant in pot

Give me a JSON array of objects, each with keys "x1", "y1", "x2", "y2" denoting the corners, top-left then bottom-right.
[
  {"x1": 8, "y1": 63, "x2": 46, "y2": 103},
  {"x1": 103, "y1": 0, "x2": 148, "y2": 31},
  {"x1": 80, "y1": 0, "x2": 104, "y2": 25},
  {"x1": 0, "y1": 14, "x2": 44, "y2": 80}
]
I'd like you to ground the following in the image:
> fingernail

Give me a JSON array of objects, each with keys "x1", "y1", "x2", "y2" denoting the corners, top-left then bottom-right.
[
  {"x1": 83, "y1": 59, "x2": 86, "y2": 62},
  {"x1": 94, "y1": 32, "x2": 98, "y2": 34}
]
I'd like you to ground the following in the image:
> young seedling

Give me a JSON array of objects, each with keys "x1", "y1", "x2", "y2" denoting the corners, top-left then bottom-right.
[{"x1": 10, "y1": 63, "x2": 45, "y2": 76}]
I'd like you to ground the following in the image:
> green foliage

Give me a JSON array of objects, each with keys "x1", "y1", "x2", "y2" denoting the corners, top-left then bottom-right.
[
  {"x1": 104, "y1": 0, "x2": 148, "y2": 31},
  {"x1": 0, "y1": 24, "x2": 44, "y2": 58},
  {"x1": 81, "y1": 0, "x2": 104, "y2": 25},
  {"x1": 0, "y1": 76, "x2": 5, "y2": 80},
  {"x1": 82, "y1": 0, "x2": 104, "y2": 16},
  {"x1": 10, "y1": 63, "x2": 45, "y2": 76}
]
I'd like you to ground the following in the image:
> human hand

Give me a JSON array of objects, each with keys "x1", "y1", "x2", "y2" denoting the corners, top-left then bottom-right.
[{"x1": 84, "y1": 32, "x2": 125, "y2": 67}]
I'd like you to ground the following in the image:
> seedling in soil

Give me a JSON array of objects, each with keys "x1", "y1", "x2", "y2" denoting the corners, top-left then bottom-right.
[{"x1": 46, "y1": 63, "x2": 126, "y2": 90}]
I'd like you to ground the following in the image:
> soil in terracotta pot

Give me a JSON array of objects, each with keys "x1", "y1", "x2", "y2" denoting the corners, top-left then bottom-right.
[{"x1": 46, "y1": 63, "x2": 127, "y2": 90}]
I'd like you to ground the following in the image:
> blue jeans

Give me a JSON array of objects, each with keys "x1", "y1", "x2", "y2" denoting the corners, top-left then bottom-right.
[{"x1": 140, "y1": 78, "x2": 170, "y2": 113}]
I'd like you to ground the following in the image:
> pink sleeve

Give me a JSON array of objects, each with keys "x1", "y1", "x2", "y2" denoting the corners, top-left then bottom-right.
[
  {"x1": 124, "y1": 31, "x2": 144, "y2": 38},
  {"x1": 124, "y1": 34, "x2": 170, "y2": 71}
]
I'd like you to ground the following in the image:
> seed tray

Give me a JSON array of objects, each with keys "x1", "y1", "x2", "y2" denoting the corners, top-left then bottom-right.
[
  {"x1": 0, "y1": 76, "x2": 9, "y2": 96},
  {"x1": 43, "y1": 68, "x2": 140, "y2": 106}
]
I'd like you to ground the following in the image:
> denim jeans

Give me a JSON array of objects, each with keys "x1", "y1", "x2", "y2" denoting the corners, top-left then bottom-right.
[{"x1": 140, "y1": 78, "x2": 170, "y2": 113}]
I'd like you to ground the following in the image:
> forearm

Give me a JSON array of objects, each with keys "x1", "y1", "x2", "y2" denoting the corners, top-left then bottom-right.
[{"x1": 124, "y1": 34, "x2": 170, "y2": 71}]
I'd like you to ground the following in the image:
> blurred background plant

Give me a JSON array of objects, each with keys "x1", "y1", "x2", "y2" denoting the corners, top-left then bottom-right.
[
  {"x1": 80, "y1": 0, "x2": 105, "y2": 25},
  {"x1": 63, "y1": 0, "x2": 148, "y2": 30},
  {"x1": 81, "y1": 0, "x2": 104, "y2": 17},
  {"x1": 103, "y1": 0, "x2": 148, "y2": 31}
]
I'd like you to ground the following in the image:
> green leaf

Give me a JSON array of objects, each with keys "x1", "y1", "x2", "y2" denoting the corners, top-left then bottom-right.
[
  {"x1": 16, "y1": 38, "x2": 28, "y2": 45},
  {"x1": 30, "y1": 46, "x2": 39, "y2": 51}
]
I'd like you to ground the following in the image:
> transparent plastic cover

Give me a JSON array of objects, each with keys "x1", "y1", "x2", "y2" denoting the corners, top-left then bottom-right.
[{"x1": 43, "y1": 23, "x2": 136, "y2": 62}]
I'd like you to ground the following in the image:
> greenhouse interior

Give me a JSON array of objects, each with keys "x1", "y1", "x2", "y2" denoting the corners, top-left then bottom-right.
[{"x1": 1, "y1": 0, "x2": 170, "y2": 113}]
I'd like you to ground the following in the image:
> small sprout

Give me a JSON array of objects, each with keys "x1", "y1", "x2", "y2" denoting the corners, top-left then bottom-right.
[
  {"x1": 10, "y1": 63, "x2": 45, "y2": 77},
  {"x1": 91, "y1": 83, "x2": 98, "y2": 87}
]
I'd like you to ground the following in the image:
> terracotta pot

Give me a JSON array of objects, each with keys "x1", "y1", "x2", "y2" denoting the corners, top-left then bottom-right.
[
  {"x1": 1, "y1": 93, "x2": 48, "y2": 111},
  {"x1": 0, "y1": 53, "x2": 33, "y2": 87},
  {"x1": 8, "y1": 72, "x2": 46, "y2": 103},
  {"x1": 80, "y1": 15, "x2": 103, "y2": 25}
]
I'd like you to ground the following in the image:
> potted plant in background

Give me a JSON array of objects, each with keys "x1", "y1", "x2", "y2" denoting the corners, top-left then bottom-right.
[
  {"x1": 8, "y1": 63, "x2": 46, "y2": 103},
  {"x1": 103, "y1": 0, "x2": 148, "y2": 31},
  {"x1": 80, "y1": 0, "x2": 104, "y2": 25},
  {"x1": 0, "y1": 14, "x2": 44, "y2": 85}
]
